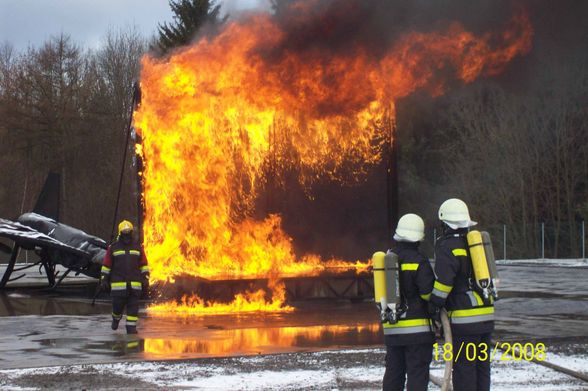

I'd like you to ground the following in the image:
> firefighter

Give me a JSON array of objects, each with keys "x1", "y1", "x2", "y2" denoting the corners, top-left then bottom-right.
[
  {"x1": 383, "y1": 213, "x2": 435, "y2": 391},
  {"x1": 429, "y1": 199, "x2": 494, "y2": 391},
  {"x1": 100, "y1": 220, "x2": 149, "y2": 334}
]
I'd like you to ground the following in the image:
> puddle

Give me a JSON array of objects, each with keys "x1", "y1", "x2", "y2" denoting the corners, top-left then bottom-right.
[
  {"x1": 0, "y1": 264, "x2": 586, "y2": 368},
  {"x1": 142, "y1": 323, "x2": 382, "y2": 359}
]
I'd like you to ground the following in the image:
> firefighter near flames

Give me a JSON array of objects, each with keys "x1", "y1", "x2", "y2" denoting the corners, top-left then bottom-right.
[
  {"x1": 430, "y1": 198, "x2": 498, "y2": 391},
  {"x1": 100, "y1": 220, "x2": 150, "y2": 334},
  {"x1": 372, "y1": 205, "x2": 500, "y2": 390},
  {"x1": 372, "y1": 214, "x2": 436, "y2": 391}
]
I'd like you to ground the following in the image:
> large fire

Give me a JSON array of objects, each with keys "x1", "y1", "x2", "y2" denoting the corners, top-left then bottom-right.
[{"x1": 134, "y1": 2, "x2": 532, "y2": 314}]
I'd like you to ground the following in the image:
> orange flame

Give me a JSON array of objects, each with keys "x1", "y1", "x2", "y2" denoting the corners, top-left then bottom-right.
[
  {"x1": 134, "y1": 4, "x2": 532, "y2": 314},
  {"x1": 149, "y1": 280, "x2": 294, "y2": 314},
  {"x1": 143, "y1": 323, "x2": 382, "y2": 358}
]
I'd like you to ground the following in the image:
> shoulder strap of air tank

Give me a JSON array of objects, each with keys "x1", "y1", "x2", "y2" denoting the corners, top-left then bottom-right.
[
  {"x1": 443, "y1": 232, "x2": 473, "y2": 288},
  {"x1": 395, "y1": 252, "x2": 408, "y2": 316},
  {"x1": 459, "y1": 233, "x2": 477, "y2": 291},
  {"x1": 437, "y1": 232, "x2": 465, "y2": 243}
]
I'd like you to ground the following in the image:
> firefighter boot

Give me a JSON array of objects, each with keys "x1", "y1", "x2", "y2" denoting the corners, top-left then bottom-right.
[
  {"x1": 111, "y1": 317, "x2": 121, "y2": 330},
  {"x1": 126, "y1": 325, "x2": 138, "y2": 334}
]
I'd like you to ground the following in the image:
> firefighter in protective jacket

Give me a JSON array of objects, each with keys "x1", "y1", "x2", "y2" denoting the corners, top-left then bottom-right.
[
  {"x1": 383, "y1": 213, "x2": 435, "y2": 391},
  {"x1": 100, "y1": 220, "x2": 149, "y2": 334},
  {"x1": 430, "y1": 199, "x2": 494, "y2": 391}
]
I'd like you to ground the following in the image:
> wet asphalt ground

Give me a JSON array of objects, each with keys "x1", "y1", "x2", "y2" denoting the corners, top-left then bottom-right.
[
  {"x1": 0, "y1": 263, "x2": 587, "y2": 368},
  {"x1": 0, "y1": 262, "x2": 587, "y2": 389}
]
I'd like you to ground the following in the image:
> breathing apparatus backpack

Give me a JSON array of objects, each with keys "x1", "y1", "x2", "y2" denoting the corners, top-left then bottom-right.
[
  {"x1": 372, "y1": 250, "x2": 405, "y2": 324},
  {"x1": 466, "y1": 230, "x2": 499, "y2": 301}
]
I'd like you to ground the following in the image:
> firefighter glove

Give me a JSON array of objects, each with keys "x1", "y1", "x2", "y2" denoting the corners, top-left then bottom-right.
[
  {"x1": 100, "y1": 276, "x2": 110, "y2": 291},
  {"x1": 428, "y1": 302, "x2": 441, "y2": 323},
  {"x1": 141, "y1": 279, "x2": 150, "y2": 299}
]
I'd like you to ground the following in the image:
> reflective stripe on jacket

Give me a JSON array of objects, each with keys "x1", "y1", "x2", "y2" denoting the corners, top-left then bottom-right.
[
  {"x1": 111, "y1": 281, "x2": 142, "y2": 291},
  {"x1": 383, "y1": 318, "x2": 432, "y2": 335}
]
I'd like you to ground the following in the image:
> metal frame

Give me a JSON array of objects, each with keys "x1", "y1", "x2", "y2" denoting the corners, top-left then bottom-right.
[
  {"x1": 156, "y1": 272, "x2": 373, "y2": 302},
  {"x1": 0, "y1": 244, "x2": 21, "y2": 288},
  {"x1": 284, "y1": 274, "x2": 373, "y2": 301},
  {"x1": 0, "y1": 244, "x2": 78, "y2": 290}
]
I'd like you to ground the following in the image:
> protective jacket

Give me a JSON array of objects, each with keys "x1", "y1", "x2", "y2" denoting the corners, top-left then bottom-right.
[
  {"x1": 430, "y1": 228, "x2": 494, "y2": 335},
  {"x1": 384, "y1": 241, "x2": 435, "y2": 346},
  {"x1": 101, "y1": 239, "x2": 149, "y2": 297}
]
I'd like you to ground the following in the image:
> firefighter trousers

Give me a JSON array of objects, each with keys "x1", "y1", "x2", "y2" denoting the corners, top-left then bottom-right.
[
  {"x1": 452, "y1": 333, "x2": 492, "y2": 391},
  {"x1": 111, "y1": 285, "x2": 140, "y2": 328},
  {"x1": 383, "y1": 342, "x2": 432, "y2": 391}
]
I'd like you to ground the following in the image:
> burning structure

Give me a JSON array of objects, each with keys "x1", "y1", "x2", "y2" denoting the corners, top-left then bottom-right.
[{"x1": 133, "y1": 1, "x2": 533, "y2": 314}]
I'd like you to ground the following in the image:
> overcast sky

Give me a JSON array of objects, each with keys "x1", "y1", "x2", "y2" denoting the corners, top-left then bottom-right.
[{"x1": 0, "y1": 0, "x2": 267, "y2": 50}]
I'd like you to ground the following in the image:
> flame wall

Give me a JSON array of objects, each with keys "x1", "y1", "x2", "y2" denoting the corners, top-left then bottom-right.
[{"x1": 133, "y1": 0, "x2": 532, "y2": 313}]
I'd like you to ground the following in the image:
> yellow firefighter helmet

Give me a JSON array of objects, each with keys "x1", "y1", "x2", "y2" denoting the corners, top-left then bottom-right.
[{"x1": 118, "y1": 220, "x2": 134, "y2": 235}]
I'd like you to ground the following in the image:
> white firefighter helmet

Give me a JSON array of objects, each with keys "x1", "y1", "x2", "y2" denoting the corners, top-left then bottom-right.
[
  {"x1": 438, "y1": 198, "x2": 477, "y2": 229},
  {"x1": 394, "y1": 213, "x2": 425, "y2": 242}
]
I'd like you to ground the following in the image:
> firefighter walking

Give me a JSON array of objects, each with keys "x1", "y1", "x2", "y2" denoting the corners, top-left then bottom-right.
[
  {"x1": 429, "y1": 199, "x2": 495, "y2": 391},
  {"x1": 382, "y1": 213, "x2": 435, "y2": 391},
  {"x1": 100, "y1": 220, "x2": 149, "y2": 334}
]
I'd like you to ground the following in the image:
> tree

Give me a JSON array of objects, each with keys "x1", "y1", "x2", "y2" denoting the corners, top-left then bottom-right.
[
  {"x1": 0, "y1": 42, "x2": 15, "y2": 95},
  {"x1": 0, "y1": 31, "x2": 147, "y2": 238},
  {"x1": 433, "y1": 53, "x2": 588, "y2": 258},
  {"x1": 92, "y1": 26, "x2": 147, "y2": 238},
  {"x1": 96, "y1": 26, "x2": 145, "y2": 122},
  {"x1": 156, "y1": 0, "x2": 225, "y2": 54}
]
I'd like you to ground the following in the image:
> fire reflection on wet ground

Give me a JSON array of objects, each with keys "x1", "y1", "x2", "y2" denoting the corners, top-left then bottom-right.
[
  {"x1": 138, "y1": 301, "x2": 384, "y2": 360},
  {"x1": 20, "y1": 322, "x2": 383, "y2": 366},
  {"x1": 1, "y1": 264, "x2": 587, "y2": 369},
  {"x1": 142, "y1": 324, "x2": 381, "y2": 359},
  {"x1": 0, "y1": 297, "x2": 383, "y2": 368}
]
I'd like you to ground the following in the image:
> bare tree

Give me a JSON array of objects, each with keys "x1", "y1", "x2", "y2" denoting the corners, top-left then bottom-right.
[
  {"x1": 96, "y1": 26, "x2": 145, "y2": 121},
  {"x1": 0, "y1": 30, "x2": 146, "y2": 238},
  {"x1": 436, "y1": 53, "x2": 588, "y2": 258}
]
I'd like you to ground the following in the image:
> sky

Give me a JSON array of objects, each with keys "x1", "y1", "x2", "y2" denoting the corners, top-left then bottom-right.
[{"x1": 0, "y1": 0, "x2": 267, "y2": 50}]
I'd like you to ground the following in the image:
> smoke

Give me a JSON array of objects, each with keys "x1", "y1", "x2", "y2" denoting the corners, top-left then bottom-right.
[
  {"x1": 252, "y1": 0, "x2": 516, "y2": 55},
  {"x1": 220, "y1": 0, "x2": 272, "y2": 13}
]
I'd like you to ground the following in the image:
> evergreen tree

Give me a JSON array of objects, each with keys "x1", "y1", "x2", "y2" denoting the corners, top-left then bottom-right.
[{"x1": 157, "y1": 0, "x2": 225, "y2": 54}]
